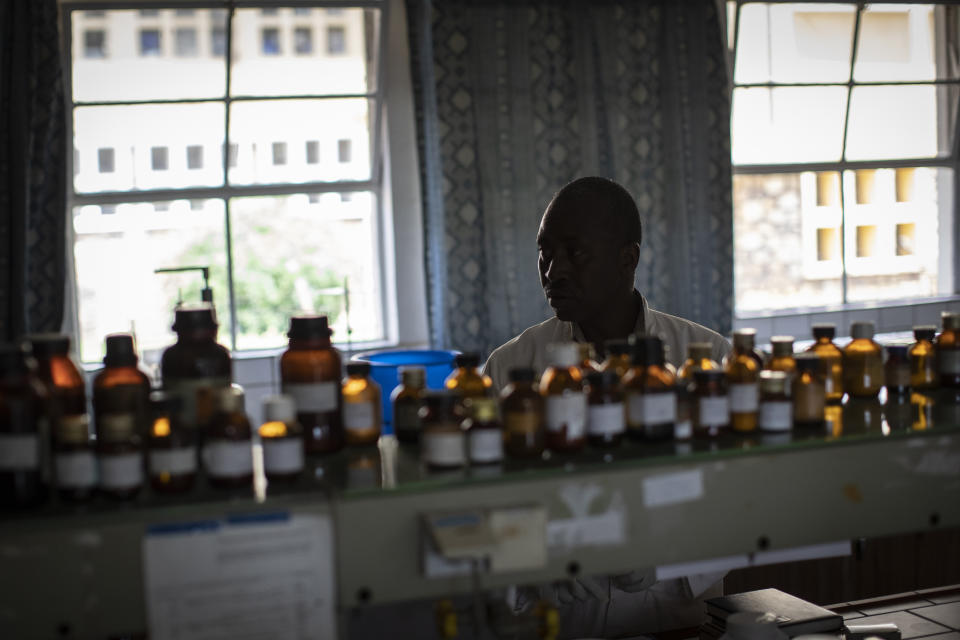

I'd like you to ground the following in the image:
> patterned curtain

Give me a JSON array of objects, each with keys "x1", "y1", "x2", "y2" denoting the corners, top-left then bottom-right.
[
  {"x1": 407, "y1": 0, "x2": 733, "y2": 354},
  {"x1": 0, "y1": 0, "x2": 67, "y2": 341}
]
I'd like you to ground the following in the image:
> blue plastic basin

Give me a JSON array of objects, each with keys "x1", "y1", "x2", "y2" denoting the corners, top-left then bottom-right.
[{"x1": 351, "y1": 349, "x2": 460, "y2": 434}]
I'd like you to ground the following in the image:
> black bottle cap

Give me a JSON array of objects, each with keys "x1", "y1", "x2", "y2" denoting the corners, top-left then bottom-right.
[
  {"x1": 631, "y1": 335, "x2": 665, "y2": 367},
  {"x1": 454, "y1": 352, "x2": 480, "y2": 369},
  {"x1": 508, "y1": 367, "x2": 536, "y2": 383},
  {"x1": 347, "y1": 362, "x2": 371, "y2": 377},
  {"x1": 288, "y1": 315, "x2": 332, "y2": 340},
  {"x1": 794, "y1": 352, "x2": 820, "y2": 374},
  {"x1": 172, "y1": 304, "x2": 217, "y2": 333},
  {"x1": 913, "y1": 325, "x2": 936, "y2": 342},
  {"x1": 885, "y1": 344, "x2": 909, "y2": 360},
  {"x1": 104, "y1": 333, "x2": 138, "y2": 367},
  {"x1": 812, "y1": 323, "x2": 836, "y2": 340},
  {"x1": 422, "y1": 390, "x2": 456, "y2": 410},
  {"x1": 587, "y1": 369, "x2": 619, "y2": 389},
  {"x1": 605, "y1": 339, "x2": 630, "y2": 356},
  {"x1": 26, "y1": 333, "x2": 70, "y2": 357},
  {"x1": 693, "y1": 368, "x2": 725, "y2": 383}
]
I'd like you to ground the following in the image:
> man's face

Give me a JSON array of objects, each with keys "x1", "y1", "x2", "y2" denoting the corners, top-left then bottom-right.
[{"x1": 537, "y1": 200, "x2": 627, "y2": 323}]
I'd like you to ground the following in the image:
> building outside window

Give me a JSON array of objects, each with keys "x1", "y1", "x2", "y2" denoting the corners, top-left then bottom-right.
[
  {"x1": 151, "y1": 146, "x2": 169, "y2": 171},
  {"x1": 186, "y1": 145, "x2": 203, "y2": 170},
  {"x1": 294, "y1": 27, "x2": 313, "y2": 55},
  {"x1": 306, "y1": 140, "x2": 320, "y2": 164},
  {"x1": 97, "y1": 148, "x2": 114, "y2": 173},
  {"x1": 84, "y1": 30, "x2": 106, "y2": 58},
  {"x1": 327, "y1": 25, "x2": 346, "y2": 54},
  {"x1": 211, "y1": 26, "x2": 226, "y2": 57},
  {"x1": 140, "y1": 29, "x2": 161, "y2": 56},
  {"x1": 175, "y1": 28, "x2": 198, "y2": 57},
  {"x1": 262, "y1": 27, "x2": 281, "y2": 55},
  {"x1": 338, "y1": 138, "x2": 351, "y2": 163},
  {"x1": 272, "y1": 141, "x2": 287, "y2": 166}
]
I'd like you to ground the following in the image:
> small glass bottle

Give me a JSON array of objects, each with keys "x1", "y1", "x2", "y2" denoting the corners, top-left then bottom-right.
[
  {"x1": 540, "y1": 342, "x2": 587, "y2": 453},
  {"x1": 909, "y1": 325, "x2": 937, "y2": 391},
  {"x1": 147, "y1": 391, "x2": 196, "y2": 493},
  {"x1": 203, "y1": 385, "x2": 253, "y2": 489},
  {"x1": 725, "y1": 329, "x2": 760, "y2": 433},
  {"x1": 161, "y1": 304, "x2": 232, "y2": 432},
  {"x1": 342, "y1": 362, "x2": 381, "y2": 445},
  {"x1": 884, "y1": 344, "x2": 911, "y2": 397},
  {"x1": 766, "y1": 336, "x2": 797, "y2": 380},
  {"x1": 501, "y1": 367, "x2": 545, "y2": 458},
  {"x1": 623, "y1": 335, "x2": 676, "y2": 441},
  {"x1": 444, "y1": 352, "x2": 493, "y2": 399},
  {"x1": 0, "y1": 343, "x2": 48, "y2": 508},
  {"x1": 843, "y1": 322, "x2": 884, "y2": 398},
  {"x1": 578, "y1": 343, "x2": 600, "y2": 376},
  {"x1": 842, "y1": 396, "x2": 884, "y2": 435},
  {"x1": 758, "y1": 370, "x2": 792, "y2": 433},
  {"x1": 420, "y1": 391, "x2": 465, "y2": 470},
  {"x1": 677, "y1": 342, "x2": 719, "y2": 381},
  {"x1": 462, "y1": 397, "x2": 503, "y2": 465},
  {"x1": 93, "y1": 334, "x2": 149, "y2": 500},
  {"x1": 674, "y1": 383, "x2": 693, "y2": 442},
  {"x1": 693, "y1": 369, "x2": 729, "y2": 438},
  {"x1": 280, "y1": 315, "x2": 344, "y2": 454},
  {"x1": 935, "y1": 312, "x2": 960, "y2": 389},
  {"x1": 792, "y1": 354, "x2": 825, "y2": 429},
  {"x1": 600, "y1": 339, "x2": 631, "y2": 379},
  {"x1": 806, "y1": 324, "x2": 844, "y2": 404},
  {"x1": 586, "y1": 370, "x2": 625, "y2": 448},
  {"x1": 392, "y1": 366, "x2": 425, "y2": 444},
  {"x1": 259, "y1": 395, "x2": 304, "y2": 482}
]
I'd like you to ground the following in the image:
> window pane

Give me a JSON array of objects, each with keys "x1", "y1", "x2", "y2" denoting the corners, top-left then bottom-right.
[
  {"x1": 734, "y1": 173, "x2": 844, "y2": 312},
  {"x1": 734, "y1": 3, "x2": 855, "y2": 84},
  {"x1": 74, "y1": 104, "x2": 225, "y2": 193},
  {"x1": 732, "y1": 87, "x2": 848, "y2": 164},
  {"x1": 228, "y1": 99, "x2": 371, "y2": 185},
  {"x1": 72, "y1": 9, "x2": 226, "y2": 101},
  {"x1": 230, "y1": 193, "x2": 383, "y2": 350},
  {"x1": 231, "y1": 8, "x2": 378, "y2": 96},
  {"x1": 853, "y1": 5, "x2": 936, "y2": 82},
  {"x1": 73, "y1": 199, "x2": 230, "y2": 364},
  {"x1": 845, "y1": 85, "x2": 939, "y2": 160}
]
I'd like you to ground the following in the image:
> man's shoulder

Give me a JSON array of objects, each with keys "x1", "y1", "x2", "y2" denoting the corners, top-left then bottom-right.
[
  {"x1": 488, "y1": 317, "x2": 563, "y2": 361},
  {"x1": 647, "y1": 307, "x2": 731, "y2": 353}
]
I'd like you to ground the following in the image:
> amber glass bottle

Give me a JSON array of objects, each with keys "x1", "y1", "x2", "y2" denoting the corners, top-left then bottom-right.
[
  {"x1": 843, "y1": 322, "x2": 884, "y2": 398},
  {"x1": 280, "y1": 315, "x2": 343, "y2": 454},
  {"x1": 342, "y1": 362, "x2": 381, "y2": 445},
  {"x1": 203, "y1": 385, "x2": 253, "y2": 489},
  {"x1": 909, "y1": 326, "x2": 937, "y2": 391},
  {"x1": 725, "y1": 330, "x2": 760, "y2": 432},
  {"x1": 758, "y1": 370, "x2": 791, "y2": 433},
  {"x1": 693, "y1": 369, "x2": 729, "y2": 438},
  {"x1": 420, "y1": 391, "x2": 465, "y2": 470},
  {"x1": 445, "y1": 352, "x2": 493, "y2": 400},
  {"x1": 806, "y1": 324, "x2": 844, "y2": 403},
  {"x1": 600, "y1": 339, "x2": 631, "y2": 379},
  {"x1": 392, "y1": 366, "x2": 425, "y2": 444},
  {"x1": 93, "y1": 334, "x2": 149, "y2": 500},
  {"x1": 884, "y1": 344, "x2": 911, "y2": 397},
  {"x1": 147, "y1": 391, "x2": 196, "y2": 493},
  {"x1": 677, "y1": 343, "x2": 719, "y2": 381},
  {"x1": 0, "y1": 343, "x2": 48, "y2": 508},
  {"x1": 586, "y1": 370, "x2": 625, "y2": 447},
  {"x1": 792, "y1": 354, "x2": 825, "y2": 429},
  {"x1": 501, "y1": 367, "x2": 545, "y2": 458},
  {"x1": 767, "y1": 336, "x2": 797, "y2": 379},
  {"x1": 30, "y1": 334, "x2": 95, "y2": 502},
  {"x1": 935, "y1": 312, "x2": 960, "y2": 389},
  {"x1": 462, "y1": 397, "x2": 503, "y2": 465},
  {"x1": 577, "y1": 343, "x2": 599, "y2": 377},
  {"x1": 161, "y1": 304, "x2": 231, "y2": 433},
  {"x1": 259, "y1": 395, "x2": 304, "y2": 482},
  {"x1": 540, "y1": 342, "x2": 587, "y2": 453},
  {"x1": 623, "y1": 336, "x2": 676, "y2": 441}
]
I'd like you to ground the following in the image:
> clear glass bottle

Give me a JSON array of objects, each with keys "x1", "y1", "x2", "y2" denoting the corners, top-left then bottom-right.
[
  {"x1": 792, "y1": 354, "x2": 825, "y2": 429},
  {"x1": 93, "y1": 334, "x2": 149, "y2": 500},
  {"x1": 806, "y1": 324, "x2": 844, "y2": 404},
  {"x1": 203, "y1": 385, "x2": 253, "y2": 489},
  {"x1": 0, "y1": 343, "x2": 48, "y2": 508},
  {"x1": 600, "y1": 339, "x2": 631, "y2": 379},
  {"x1": 259, "y1": 395, "x2": 304, "y2": 482},
  {"x1": 758, "y1": 370, "x2": 792, "y2": 433},
  {"x1": 843, "y1": 322, "x2": 884, "y2": 398},
  {"x1": 420, "y1": 391, "x2": 465, "y2": 470},
  {"x1": 501, "y1": 367, "x2": 545, "y2": 458},
  {"x1": 444, "y1": 352, "x2": 493, "y2": 399},
  {"x1": 342, "y1": 362, "x2": 381, "y2": 445},
  {"x1": 766, "y1": 336, "x2": 797, "y2": 380},
  {"x1": 677, "y1": 342, "x2": 719, "y2": 381},
  {"x1": 586, "y1": 370, "x2": 625, "y2": 448},
  {"x1": 693, "y1": 369, "x2": 729, "y2": 438},
  {"x1": 462, "y1": 397, "x2": 503, "y2": 465},
  {"x1": 935, "y1": 312, "x2": 960, "y2": 389},
  {"x1": 725, "y1": 329, "x2": 760, "y2": 433},
  {"x1": 161, "y1": 304, "x2": 231, "y2": 433},
  {"x1": 540, "y1": 342, "x2": 587, "y2": 453},
  {"x1": 622, "y1": 335, "x2": 676, "y2": 441},
  {"x1": 392, "y1": 366, "x2": 425, "y2": 444},
  {"x1": 280, "y1": 315, "x2": 344, "y2": 454},
  {"x1": 909, "y1": 325, "x2": 937, "y2": 391},
  {"x1": 147, "y1": 391, "x2": 196, "y2": 493}
]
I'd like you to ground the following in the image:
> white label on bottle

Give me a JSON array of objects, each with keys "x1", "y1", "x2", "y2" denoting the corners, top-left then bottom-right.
[
  {"x1": 729, "y1": 383, "x2": 759, "y2": 412},
  {"x1": 263, "y1": 438, "x2": 304, "y2": 475},
  {"x1": 99, "y1": 453, "x2": 143, "y2": 490},
  {"x1": 699, "y1": 396, "x2": 729, "y2": 427},
  {"x1": 545, "y1": 393, "x2": 587, "y2": 437},
  {"x1": 203, "y1": 440, "x2": 253, "y2": 477},
  {"x1": 55, "y1": 451, "x2": 97, "y2": 489},
  {"x1": 423, "y1": 432, "x2": 465, "y2": 466},
  {"x1": 98, "y1": 413, "x2": 137, "y2": 441},
  {"x1": 759, "y1": 400, "x2": 792, "y2": 432},
  {"x1": 164, "y1": 377, "x2": 230, "y2": 428},
  {"x1": 343, "y1": 402, "x2": 376, "y2": 431},
  {"x1": 628, "y1": 392, "x2": 677, "y2": 425},
  {"x1": 674, "y1": 419, "x2": 693, "y2": 440},
  {"x1": 468, "y1": 429, "x2": 503, "y2": 463},
  {"x1": 0, "y1": 434, "x2": 39, "y2": 470},
  {"x1": 939, "y1": 350, "x2": 960, "y2": 375},
  {"x1": 588, "y1": 403, "x2": 625, "y2": 436},
  {"x1": 282, "y1": 381, "x2": 339, "y2": 413},
  {"x1": 150, "y1": 447, "x2": 197, "y2": 476}
]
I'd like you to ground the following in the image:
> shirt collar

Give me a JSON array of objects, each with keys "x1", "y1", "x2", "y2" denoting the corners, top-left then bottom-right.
[{"x1": 567, "y1": 290, "x2": 648, "y2": 343}]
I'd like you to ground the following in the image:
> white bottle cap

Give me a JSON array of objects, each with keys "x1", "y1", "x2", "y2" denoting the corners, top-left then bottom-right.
[
  {"x1": 263, "y1": 395, "x2": 296, "y2": 423},
  {"x1": 850, "y1": 322, "x2": 874, "y2": 340},
  {"x1": 547, "y1": 342, "x2": 579, "y2": 368}
]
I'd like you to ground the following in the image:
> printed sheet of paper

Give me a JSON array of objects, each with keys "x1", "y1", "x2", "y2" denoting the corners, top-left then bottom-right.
[{"x1": 143, "y1": 512, "x2": 335, "y2": 640}]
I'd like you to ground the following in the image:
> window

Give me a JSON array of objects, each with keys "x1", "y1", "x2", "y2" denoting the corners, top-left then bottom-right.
[
  {"x1": 295, "y1": 27, "x2": 313, "y2": 55},
  {"x1": 226, "y1": 142, "x2": 238, "y2": 168},
  {"x1": 306, "y1": 140, "x2": 320, "y2": 164},
  {"x1": 327, "y1": 26, "x2": 346, "y2": 54},
  {"x1": 211, "y1": 27, "x2": 227, "y2": 57},
  {"x1": 262, "y1": 28, "x2": 281, "y2": 55},
  {"x1": 261, "y1": 8, "x2": 278, "y2": 16},
  {"x1": 84, "y1": 30, "x2": 106, "y2": 58},
  {"x1": 187, "y1": 145, "x2": 204, "y2": 170},
  {"x1": 294, "y1": 8, "x2": 312, "y2": 16},
  {"x1": 97, "y1": 148, "x2": 115, "y2": 173},
  {"x1": 175, "y1": 9, "x2": 194, "y2": 16},
  {"x1": 175, "y1": 28, "x2": 198, "y2": 57},
  {"x1": 85, "y1": 11, "x2": 105, "y2": 18},
  {"x1": 151, "y1": 146, "x2": 168, "y2": 171},
  {"x1": 140, "y1": 29, "x2": 161, "y2": 56},
  {"x1": 731, "y1": 3, "x2": 957, "y2": 312},
  {"x1": 140, "y1": 9, "x2": 159, "y2": 17},
  {"x1": 272, "y1": 142, "x2": 287, "y2": 166},
  {"x1": 338, "y1": 139, "x2": 352, "y2": 163}
]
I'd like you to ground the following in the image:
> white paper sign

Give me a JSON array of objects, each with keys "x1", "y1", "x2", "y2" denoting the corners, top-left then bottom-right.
[{"x1": 144, "y1": 512, "x2": 336, "y2": 640}]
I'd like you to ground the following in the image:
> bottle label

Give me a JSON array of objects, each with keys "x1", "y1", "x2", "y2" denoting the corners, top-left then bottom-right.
[
  {"x1": 99, "y1": 452, "x2": 143, "y2": 490},
  {"x1": 263, "y1": 438, "x2": 304, "y2": 474},
  {"x1": 149, "y1": 447, "x2": 197, "y2": 476},
  {"x1": 674, "y1": 419, "x2": 693, "y2": 440},
  {"x1": 56, "y1": 413, "x2": 90, "y2": 443},
  {"x1": 55, "y1": 451, "x2": 97, "y2": 489},
  {"x1": 505, "y1": 411, "x2": 540, "y2": 434},
  {"x1": 759, "y1": 400, "x2": 792, "y2": 432},
  {"x1": 393, "y1": 402, "x2": 422, "y2": 431},
  {"x1": 283, "y1": 381, "x2": 339, "y2": 413},
  {"x1": 545, "y1": 393, "x2": 587, "y2": 437},
  {"x1": 343, "y1": 401, "x2": 376, "y2": 431},
  {"x1": 202, "y1": 439, "x2": 253, "y2": 477},
  {"x1": 0, "y1": 434, "x2": 39, "y2": 471},
  {"x1": 628, "y1": 392, "x2": 677, "y2": 425},
  {"x1": 423, "y1": 431, "x2": 465, "y2": 466},
  {"x1": 938, "y1": 350, "x2": 960, "y2": 375},
  {"x1": 699, "y1": 396, "x2": 729, "y2": 427},
  {"x1": 729, "y1": 383, "x2": 759, "y2": 413},
  {"x1": 588, "y1": 403, "x2": 625, "y2": 435},
  {"x1": 469, "y1": 429, "x2": 503, "y2": 463},
  {"x1": 165, "y1": 377, "x2": 231, "y2": 429},
  {"x1": 98, "y1": 413, "x2": 137, "y2": 442}
]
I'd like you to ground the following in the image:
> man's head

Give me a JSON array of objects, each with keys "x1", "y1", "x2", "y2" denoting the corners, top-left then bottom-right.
[{"x1": 536, "y1": 176, "x2": 642, "y2": 323}]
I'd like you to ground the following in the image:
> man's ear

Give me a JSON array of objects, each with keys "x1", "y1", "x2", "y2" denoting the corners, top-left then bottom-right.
[{"x1": 621, "y1": 242, "x2": 640, "y2": 273}]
